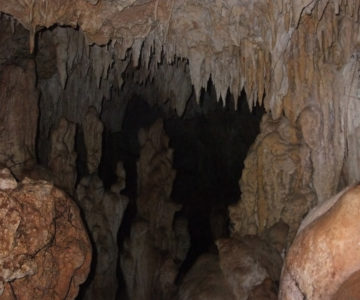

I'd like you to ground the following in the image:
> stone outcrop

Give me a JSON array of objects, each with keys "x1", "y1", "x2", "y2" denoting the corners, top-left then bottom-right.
[
  {"x1": 76, "y1": 162, "x2": 129, "y2": 300},
  {"x1": 178, "y1": 254, "x2": 236, "y2": 300},
  {"x1": 120, "y1": 119, "x2": 190, "y2": 300},
  {"x1": 279, "y1": 184, "x2": 360, "y2": 300},
  {"x1": 217, "y1": 236, "x2": 282, "y2": 300},
  {"x1": 0, "y1": 61, "x2": 38, "y2": 178},
  {"x1": 48, "y1": 117, "x2": 77, "y2": 194},
  {"x1": 230, "y1": 114, "x2": 316, "y2": 242},
  {"x1": 179, "y1": 235, "x2": 281, "y2": 300},
  {"x1": 0, "y1": 168, "x2": 91, "y2": 300}
]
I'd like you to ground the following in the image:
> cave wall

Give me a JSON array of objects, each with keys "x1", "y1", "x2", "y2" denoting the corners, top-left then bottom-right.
[{"x1": 1, "y1": 1, "x2": 360, "y2": 238}]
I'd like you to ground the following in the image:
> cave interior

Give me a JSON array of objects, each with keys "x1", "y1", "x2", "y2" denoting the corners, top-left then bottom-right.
[{"x1": 1, "y1": 1, "x2": 360, "y2": 299}]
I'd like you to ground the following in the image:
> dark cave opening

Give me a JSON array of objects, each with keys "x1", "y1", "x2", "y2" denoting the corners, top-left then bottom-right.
[
  {"x1": 166, "y1": 85, "x2": 264, "y2": 278},
  {"x1": 97, "y1": 79, "x2": 264, "y2": 290}
]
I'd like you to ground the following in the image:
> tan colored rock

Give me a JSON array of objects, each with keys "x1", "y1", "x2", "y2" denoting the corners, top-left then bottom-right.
[
  {"x1": 279, "y1": 184, "x2": 360, "y2": 300},
  {"x1": 0, "y1": 61, "x2": 38, "y2": 178},
  {"x1": 229, "y1": 114, "x2": 316, "y2": 242},
  {"x1": 48, "y1": 117, "x2": 77, "y2": 194},
  {"x1": 83, "y1": 106, "x2": 104, "y2": 174},
  {"x1": 76, "y1": 162, "x2": 128, "y2": 300},
  {"x1": 0, "y1": 169, "x2": 91, "y2": 300}
]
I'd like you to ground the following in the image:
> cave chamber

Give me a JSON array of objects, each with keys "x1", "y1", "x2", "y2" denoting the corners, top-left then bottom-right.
[{"x1": 2, "y1": 1, "x2": 360, "y2": 299}]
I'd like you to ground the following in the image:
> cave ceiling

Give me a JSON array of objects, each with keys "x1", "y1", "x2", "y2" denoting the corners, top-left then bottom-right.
[{"x1": 1, "y1": 0, "x2": 358, "y2": 116}]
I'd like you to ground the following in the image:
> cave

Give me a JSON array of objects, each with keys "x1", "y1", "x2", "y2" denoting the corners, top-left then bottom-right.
[{"x1": 1, "y1": 1, "x2": 360, "y2": 300}]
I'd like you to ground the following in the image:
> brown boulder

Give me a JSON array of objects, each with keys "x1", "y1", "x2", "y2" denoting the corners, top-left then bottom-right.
[{"x1": 0, "y1": 169, "x2": 91, "y2": 300}]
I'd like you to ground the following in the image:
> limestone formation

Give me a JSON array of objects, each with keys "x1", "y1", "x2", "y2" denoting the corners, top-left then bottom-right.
[
  {"x1": 83, "y1": 106, "x2": 104, "y2": 174},
  {"x1": 0, "y1": 169, "x2": 91, "y2": 300},
  {"x1": 229, "y1": 114, "x2": 316, "y2": 242},
  {"x1": 0, "y1": 61, "x2": 38, "y2": 178},
  {"x1": 178, "y1": 254, "x2": 236, "y2": 300},
  {"x1": 121, "y1": 119, "x2": 190, "y2": 300},
  {"x1": 179, "y1": 235, "x2": 281, "y2": 300},
  {"x1": 48, "y1": 117, "x2": 77, "y2": 194},
  {"x1": 76, "y1": 162, "x2": 129, "y2": 300},
  {"x1": 279, "y1": 184, "x2": 360, "y2": 300},
  {"x1": 217, "y1": 236, "x2": 282, "y2": 300},
  {"x1": 1, "y1": 1, "x2": 360, "y2": 214},
  {"x1": 2, "y1": 1, "x2": 360, "y2": 299}
]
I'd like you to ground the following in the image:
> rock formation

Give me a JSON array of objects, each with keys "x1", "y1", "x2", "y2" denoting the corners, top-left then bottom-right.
[
  {"x1": 178, "y1": 254, "x2": 236, "y2": 300},
  {"x1": 2, "y1": 0, "x2": 360, "y2": 298},
  {"x1": 230, "y1": 114, "x2": 316, "y2": 242},
  {"x1": 48, "y1": 117, "x2": 77, "y2": 194},
  {"x1": 279, "y1": 184, "x2": 360, "y2": 300},
  {"x1": 0, "y1": 168, "x2": 91, "y2": 300},
  {"x1": 217, "y1": 236, "x2": 282, "y2": 300},
  {"x1": 76, "y1": 162, "x2": 129, "y2": 300},
  {"x1": 83, "y1": 107, "x2": 104, "y2": 174},
  {"x1": 0, "y1": 61, "x2": 38, "y2": 178},
  {"x1": 179, "y1": 235, "x2": 281, "y2": 300},
  {"x1": 1, "y1": 0, "x2": 360, "y2": 206},
  {"x1": 121, "y1": 119, "x2": 190, "y2": 300}
]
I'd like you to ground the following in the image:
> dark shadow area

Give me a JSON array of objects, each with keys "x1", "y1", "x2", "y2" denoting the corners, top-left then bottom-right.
[{"x1": 166, "y1": 82, "x2": 264, "y2": 279}]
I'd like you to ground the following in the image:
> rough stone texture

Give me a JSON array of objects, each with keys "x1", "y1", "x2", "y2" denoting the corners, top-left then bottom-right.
[
  {"x1": 229, "y1": 114, "x2": 316, "y2": 241},
  {"x1": 0, "y1": 60, "x2": 38, "y2": 178},
  {"x1": 0, "y1": 169, "x2": 91, "y2": 300},
  {"x1": 1, "y1": 2, "x2": 360, "y2": 229},
  {"x1": 217, "y1": 236, "x2": 282, "y2": 300},
  {"x1": 76, "y1": 162, "x2": 129, "y2": 300},
  {"x1": 82, "y1": 106, "x2": 104, "y2": 174},
  {"x1": 120, "y1": 119, "x2": 190, "y2": 300},
  {"x1": 2, "y1": 2, "x2": 360, "y2": 298},
  {"x1": 178, "y1": 254, "x2": 236, "y2": 300},
  {"x1": 179, "y1": 235, "x2": 281, "y2": 300},
  {"x1": 279, "y1": 184, "x2": 360, "y2": 300},
  {"x1": 48, "y1": 117, "x2": 77, "y2": 194}
]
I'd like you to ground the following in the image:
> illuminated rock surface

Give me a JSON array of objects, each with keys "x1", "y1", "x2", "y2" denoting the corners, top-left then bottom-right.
[{"x1": 0, "y1": 169, "x2": 91, "y2": 300}]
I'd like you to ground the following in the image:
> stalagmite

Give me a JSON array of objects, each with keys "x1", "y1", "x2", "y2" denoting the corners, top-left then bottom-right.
[
  {"x1": 121, "y1": 119, "x2": 190, "y2": 300},
  {"x1": 76, "y1": 162, "x2": 129, "y2": 300}
]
